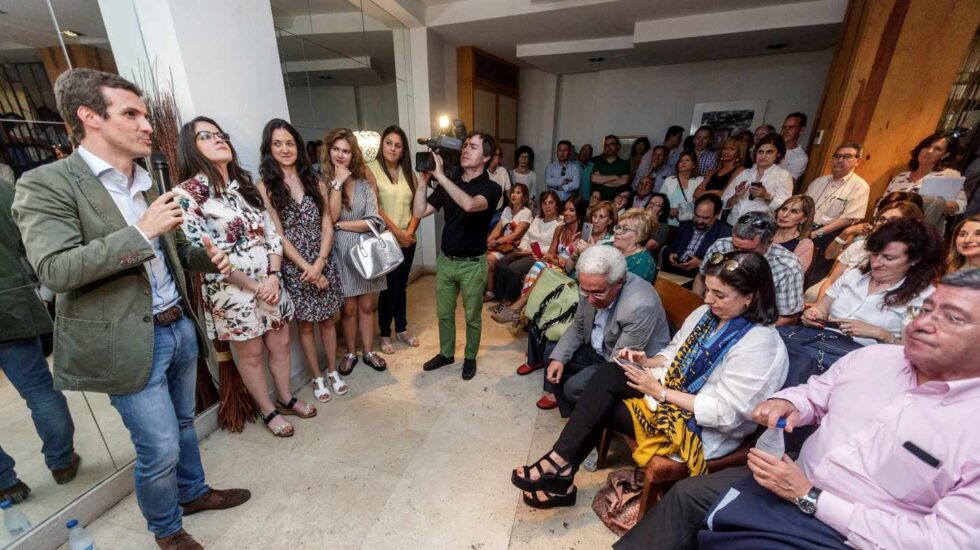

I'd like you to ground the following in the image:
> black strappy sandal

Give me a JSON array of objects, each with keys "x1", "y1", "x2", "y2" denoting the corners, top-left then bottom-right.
[
  {"x1": 523, "y1": 487, "x2": 578, "y2": 509},
  {"x1": 511, "y1": 451, "x2": 576, "y2": 494},
  {"x1": 275, "y1": 397, "x2": 317, "y2": 419},
  {"x1": 262, "y1": 410, "x2": 294, "y2": 438},
  {"x1": 363, "y1": 351, "x2": 387, "y2": 372},
  {"x1": 338, "y1": 352, "x2": 358, "y2": 375}
]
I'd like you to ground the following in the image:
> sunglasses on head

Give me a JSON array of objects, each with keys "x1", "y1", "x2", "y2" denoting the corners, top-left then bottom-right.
[
  {"x1": 705, "y1": 252, "x2": 743, "y2": 273},
  {"x1": 736, "y1": 214, "x2": 774, "y2": 231}
]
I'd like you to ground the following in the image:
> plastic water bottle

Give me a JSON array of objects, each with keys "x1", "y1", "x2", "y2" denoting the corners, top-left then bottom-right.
[
  {"x1": 582, "y1": 448, "x2": 599, "y2": 472},
  {"x1": 754, "y1": 418, "x2": 787, "y2": 459},
  {"x1": 1, "y1": 499, "x2": 31, "y2": 538},
  {"x1": 66, "y1": 519, "x2": 95, "y2": 550}
]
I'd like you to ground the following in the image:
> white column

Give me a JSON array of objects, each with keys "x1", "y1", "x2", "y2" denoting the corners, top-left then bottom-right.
[{"x1": 97, "y1": 0, "x2": 289, "y2": 173}]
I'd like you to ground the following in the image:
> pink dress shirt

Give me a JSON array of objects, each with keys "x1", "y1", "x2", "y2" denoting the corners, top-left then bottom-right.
[{"x1": 772, "y1": 344, "x2": 980, "y2": 549}]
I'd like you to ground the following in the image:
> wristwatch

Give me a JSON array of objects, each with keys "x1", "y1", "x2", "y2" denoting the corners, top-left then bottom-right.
[
  {"x1": 813, "y1": 229, "x2": 825, "y2": 239},
  {"x1": 329, "y1": 179, "x2": 342, "y2": 191},
  {"x1": 267, "y1": 268, "x2": 280, "y2": 278},
  {"x1": 795, "y1": 487, "x2": 822, "y2": 515}
]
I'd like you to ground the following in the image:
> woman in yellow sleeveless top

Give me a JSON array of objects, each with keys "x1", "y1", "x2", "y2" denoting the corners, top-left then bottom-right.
[{"x1": 365, "y1": 125, "x2": 421, "y2": 355}]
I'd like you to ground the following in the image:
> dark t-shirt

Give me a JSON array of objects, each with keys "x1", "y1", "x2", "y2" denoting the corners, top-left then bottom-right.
[
  {"x1": 592, "y1": 155, "x2": 631, "y2": 177},
  {"x1": 427, "y1": 170, "x2": 502, "y2": 258}
]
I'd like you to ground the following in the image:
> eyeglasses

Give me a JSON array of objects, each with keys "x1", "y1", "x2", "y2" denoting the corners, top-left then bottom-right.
[
  {"x1": 736, "y1": 214, "x2": 775, "y2": 231},
  {"x1": 613, "y1": 224, "x2": 636, "y2": 234},
  {"x1": 705, "y1": 252, "x2": 743, "y2": 273},
  {"x1": 196, "y1": 130, "x2": 230, "y2": 142},
  {"x1": 832, "y1": 153, "x2": 857, "y2": 160},
  {"x1": 910, "y1": 305, "x2": 979, "y2": 330}
]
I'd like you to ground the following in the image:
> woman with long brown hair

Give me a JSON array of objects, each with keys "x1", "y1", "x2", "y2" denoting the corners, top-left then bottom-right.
[
  {"x1": 322, "y1": 128, "x2": 388, "y2": 374},
  {"x1": 174, "y1": 116, "x2": 312, "y2": 438}
]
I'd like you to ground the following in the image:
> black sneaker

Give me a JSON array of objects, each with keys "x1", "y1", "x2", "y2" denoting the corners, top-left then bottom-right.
[
  {"x1": 462, "y1": 358, "x2": 477, "y2": 380},
  {"x1": 423, "y1": 354, "x2": 455, "y2": 371}
]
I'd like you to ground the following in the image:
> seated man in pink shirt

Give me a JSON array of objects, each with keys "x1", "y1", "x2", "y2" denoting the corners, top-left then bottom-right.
[{"x1": 615, "y1": 268, "x2": 980, "y2": 550}]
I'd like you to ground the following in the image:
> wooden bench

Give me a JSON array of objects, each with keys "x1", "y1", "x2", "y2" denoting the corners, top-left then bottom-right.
[{"x1": 653, "y1": 276, "x2": 704, "y2": 330}]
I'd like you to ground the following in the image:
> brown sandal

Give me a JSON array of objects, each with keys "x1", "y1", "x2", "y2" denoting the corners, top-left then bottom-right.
[
  {"x1": 275, "y1": 397, "x2": 317, "y2": 418},
  {"x1": 263, "y1": 410, "x2": 294, "y2": 437}
]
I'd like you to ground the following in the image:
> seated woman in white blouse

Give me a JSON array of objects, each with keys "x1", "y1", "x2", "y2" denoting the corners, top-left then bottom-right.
[
  {"x1": 721, "y1": 133, "x2": 794, "y2": 227},
  {"x1": 492, "y1": 190, "x2": 561, "y2": 304},
  {"x1": 510, "y1": 251, "x2": 788, "y2": 509},
  {"x1": 885, "y1": 131, "x2": 964, "y2": 221},
  {"x1": 802, "y1": 218, "x2": 942, "y2": 345}
]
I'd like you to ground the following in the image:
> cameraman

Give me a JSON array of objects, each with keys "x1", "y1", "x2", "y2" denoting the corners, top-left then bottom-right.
[{"x1": 414, "y1": 131, "x2": 502, "y2": 380}]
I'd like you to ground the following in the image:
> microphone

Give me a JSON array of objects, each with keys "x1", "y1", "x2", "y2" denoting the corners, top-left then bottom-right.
[{"x1": 150, "y1": 151, "x2": 172, "y2": 197}]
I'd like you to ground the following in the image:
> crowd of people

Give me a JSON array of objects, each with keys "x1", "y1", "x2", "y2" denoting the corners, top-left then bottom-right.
[{"x1": 2, "y1": 65, "x2": 980, "y2": 549}]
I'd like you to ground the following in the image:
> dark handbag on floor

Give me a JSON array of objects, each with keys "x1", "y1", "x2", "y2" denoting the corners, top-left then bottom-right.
[
  {"x1": 592, "y1": 467, "x2": 645, "y2": 536},
  {"x1": 777, "y1": 325, "x2": 864, "y2": 389}
]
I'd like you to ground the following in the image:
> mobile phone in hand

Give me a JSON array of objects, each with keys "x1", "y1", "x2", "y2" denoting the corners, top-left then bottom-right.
[
  {"x1": 613, "y1": 356, "x2": 638, "y2": 369},
  {"x1": 581, "y1": 222, "x2": 593, "y2": 242},
  {"x1": 530, "y1": 241, "x2": 544, "y2": 259},
  {"x1": 818, "y1": 318, "x2": 841, "y2": 329}
]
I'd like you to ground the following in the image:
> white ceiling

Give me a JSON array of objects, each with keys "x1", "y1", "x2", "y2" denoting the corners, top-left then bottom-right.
[{"x1": 0, "y1": 0, "x2": 110, "y2": 55}]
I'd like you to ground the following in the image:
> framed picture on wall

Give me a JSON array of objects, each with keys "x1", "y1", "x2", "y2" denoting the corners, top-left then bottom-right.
[{"x1": 690, "y1": 100, "x2": 768, "y2": 143}]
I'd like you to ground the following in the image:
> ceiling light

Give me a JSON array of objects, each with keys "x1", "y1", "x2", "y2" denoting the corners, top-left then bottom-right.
[
  {"x1": 60, "y1": 29, "x2": 85, "y2": 38},
  {"x1": 766, "y1": 43, "x2": 787, "y2": 50},
  {"x1": 588, "y1": 56, "x2": 605, "y2": 63}
]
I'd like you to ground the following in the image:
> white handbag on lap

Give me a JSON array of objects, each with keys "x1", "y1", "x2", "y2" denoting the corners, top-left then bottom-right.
[{"x1": 348, "y1": 220, "x2": 404, "y2": 280}]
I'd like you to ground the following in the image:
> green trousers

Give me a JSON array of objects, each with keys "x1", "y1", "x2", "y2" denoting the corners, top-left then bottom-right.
[{"x1": 436, "y1": 253, "x2": 487, "y2": 360}]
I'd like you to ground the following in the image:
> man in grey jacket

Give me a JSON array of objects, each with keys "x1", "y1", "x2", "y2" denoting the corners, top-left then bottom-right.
[{"x1": 546, "y1": 245, "x2": 670, "y2": 416}]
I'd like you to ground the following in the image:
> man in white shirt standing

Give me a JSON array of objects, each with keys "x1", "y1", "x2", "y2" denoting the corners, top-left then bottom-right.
[
  {"x1": 544, "y1": 140, "x2": 580, "y2": 201},
  {"x1": 779, "y1": 112, "x2": 809, "y2": 182},
  {"x1": 804, "y1": 142, "x2": 870, "y2": 281}
]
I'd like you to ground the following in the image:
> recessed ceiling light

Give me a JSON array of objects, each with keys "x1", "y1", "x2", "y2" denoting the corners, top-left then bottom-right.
[
  {"x1": 766, "y1": 43, "x2": 788, "y2": 50},
  {"x1": 60, "y1": 29, "x2": 85, "y2": 38},
  {"x1": 588, "y1": 56, "x2": 605, "y2": 63}
]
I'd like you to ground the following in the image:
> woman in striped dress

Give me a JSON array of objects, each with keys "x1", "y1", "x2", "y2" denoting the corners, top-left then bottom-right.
[{"x1": 323, "y1": 128, "x2": 388, "y2": 374}]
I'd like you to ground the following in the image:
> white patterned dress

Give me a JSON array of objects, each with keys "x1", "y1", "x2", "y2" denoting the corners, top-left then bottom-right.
[{"x1": 175, "y1": 174, "x2": 294, "y2": 341}]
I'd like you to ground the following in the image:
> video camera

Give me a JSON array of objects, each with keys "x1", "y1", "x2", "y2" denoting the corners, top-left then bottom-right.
[{"x1": 416, "y1": 118, "x2": 467, "y2": 183}]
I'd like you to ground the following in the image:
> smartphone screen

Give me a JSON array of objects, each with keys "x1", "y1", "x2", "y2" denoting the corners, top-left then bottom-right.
[
  {"x1": 613, "y1": 356, "x2": 637, "y2": 369},
  {"x1": 820, "y1": 319, "x2": 841, "y2": 329},
  {"x1": 581, "y1": 222, "x2": 593, "y2": 242}
]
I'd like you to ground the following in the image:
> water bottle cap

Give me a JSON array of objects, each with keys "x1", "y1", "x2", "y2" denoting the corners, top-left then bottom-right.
[
  {"x1": 66, "y1": 519, "x2": 78, "y2": 529},
  {"x1": 0, "y1": 499, "x2": 11, "y2": 509},
  {"x1": 776, "y1": 418, "x2": 787, "y2": 428}
]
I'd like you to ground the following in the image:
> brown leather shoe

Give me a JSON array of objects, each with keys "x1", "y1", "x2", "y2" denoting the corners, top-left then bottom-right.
[
  {"x1": 155, "y1": 529, "x2": 203, "y2": 550},
  {"x1": 0, "y1": 480, "x2": 30, "y2": 503},
  {"x1": 52, "y1": 453, "x2": 81, "y2": 485},
  {"x1": 180, "y1": 488, "x2": 251, "y2": 516}
]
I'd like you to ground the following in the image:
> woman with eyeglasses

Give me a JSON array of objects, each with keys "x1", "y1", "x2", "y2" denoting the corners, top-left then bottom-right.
[
  {"x1": 721, "y1": 133, "x2": 794, "y2": 227},
  {"x1": 512, "y1": 145, "x2": 538, "y2": 200},
  {"x1": 174, "y1": 117, "x2": 309, "y2": 438},
  {"x1": 613, "y1": 209, "x2": 658, "y2": 283},
  {"x1": 577, "y1": 200, "x2": 616, "y2": 255},
  {"x1": 660, "y1": 151, "x2": 703, "y2": 227},
  {"x1": 773, "y1": 195, "x2": 816, "y2": 273},
  {"x1": 947, "y1": 214, "x2": 980, "y2": 274},
  {"x1": 613, "y1": 188, "x2": 632, "y2": 219},
  {"x1": 800, "y1": 218, "x2": 941, "y2": 347},
  {"x1": 257, "y1": 119, "x2": 346, "y2": 404},
  {"x1": 322, "y1": 128, "x2": 388, "y2": 374},
  {"x1": 695, "y1": 136, "x2": 746, "y2": 199},
  {"x1": 511, "y1": 251, "x2": 787, "y2": 508},
  {"x1": 813, "y1": 201, "x2": 924, "y2": 303}
]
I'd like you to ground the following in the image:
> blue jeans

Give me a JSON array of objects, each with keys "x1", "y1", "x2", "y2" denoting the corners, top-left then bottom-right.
[
  {"x1": 109, "y1": 316, "x2": 209, "y2": 538},
  {"x1": 0, "y1": 336, "x2": 75, "y2": 490}
]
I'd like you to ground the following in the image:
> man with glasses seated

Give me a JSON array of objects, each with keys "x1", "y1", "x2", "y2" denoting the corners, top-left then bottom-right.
[
  {"x1": 662, "y1": 194, "x2": 730, "y2": 279},
  {"x1": 693, "y1": 211, "x2": 804, "y2": 326},
  {"x1": 803, "y1": 142, "x2": 870, "y2": 281},
  {"x1": 616, "y1": 269, "x2": 980, "y2": 550},
  {"x1": 544, "y1": 245, "x2": 670, "y2": 416},
  {"x1": 545, "y1": 140, "x2": 580, "y2": 202}
]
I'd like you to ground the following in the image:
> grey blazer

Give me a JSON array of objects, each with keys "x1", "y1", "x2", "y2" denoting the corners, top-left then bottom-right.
[{"x1": 550, "y1": 273, "x2": 670, "y2": 365}]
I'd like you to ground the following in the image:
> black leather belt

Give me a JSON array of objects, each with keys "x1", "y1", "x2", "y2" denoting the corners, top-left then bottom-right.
[
  {"x1": 444, "y1": 254, "x2": 482, "y2": 262},
  {"x1": 153, "y1": 305, "x2": 183, "y2": 327}
]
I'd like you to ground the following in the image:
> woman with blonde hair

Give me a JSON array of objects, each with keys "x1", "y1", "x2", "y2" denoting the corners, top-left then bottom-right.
[
  {"x1": 614, "y1": 209, "x2": 659, "y2": 283},
  {"x1": 773, "y1": 195, "x2": 815, "y2": 272},
  {"x1": 322, "y1": 128, "x2": 388, "y2": 374},
  {"x1": 947, "y1": 214, "x2": 980, "y2": 274}
]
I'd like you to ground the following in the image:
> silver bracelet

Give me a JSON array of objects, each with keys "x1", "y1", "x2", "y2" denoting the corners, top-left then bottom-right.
[
  {"x1": 658, "y1": 388, "x2": 668, "y2": 403},
  {"x1": 833, "y1": 236, "x2": 848, "y2": 245}
]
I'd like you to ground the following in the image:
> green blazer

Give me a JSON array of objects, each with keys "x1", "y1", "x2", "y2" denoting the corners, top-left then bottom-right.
[
  {"x1": 0, "y1": 180, "x2": 53, "y2": 342},
  {"x1": 11, "y1": 151, "x2": 219, "y2": 395}
]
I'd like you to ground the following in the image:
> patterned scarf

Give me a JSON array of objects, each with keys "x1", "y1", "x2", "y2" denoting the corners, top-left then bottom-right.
[{"x1": 624, "y1": 310, "x2": 754, "y2": 474}]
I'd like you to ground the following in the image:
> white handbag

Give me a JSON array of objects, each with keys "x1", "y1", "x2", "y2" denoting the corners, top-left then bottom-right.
[{"x1": 348, "y1": 220, "x2": 404, "y2": 280}]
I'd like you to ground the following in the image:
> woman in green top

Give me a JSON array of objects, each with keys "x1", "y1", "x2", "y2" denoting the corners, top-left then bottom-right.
[
  {"x1": 365, "y1": 125, "x2": 421, "y2": 355},
  {"x1": 614, "y1": 208, "x2": 659, "y2": 283}
]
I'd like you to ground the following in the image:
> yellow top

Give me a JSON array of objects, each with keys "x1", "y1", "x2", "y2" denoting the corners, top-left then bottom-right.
[{"x1": 367, "y1": 159, "x2": 413, "y2": 231}]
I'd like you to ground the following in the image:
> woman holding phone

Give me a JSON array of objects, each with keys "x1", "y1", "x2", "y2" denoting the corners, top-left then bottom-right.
[
  {"x1": 492, "y1": 190, "x2": 561, "y2": 305},
  {"x1": 175, "y1": 117, "x2": 309, "y2": 438},
  {"x1": 720, "y1": 133, "x2": 793, "y2": 227}
]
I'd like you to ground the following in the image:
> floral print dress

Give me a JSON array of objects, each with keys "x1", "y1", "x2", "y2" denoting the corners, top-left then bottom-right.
[{"x1": 175, "y1": 174, "x2": 294, "y2": 341}]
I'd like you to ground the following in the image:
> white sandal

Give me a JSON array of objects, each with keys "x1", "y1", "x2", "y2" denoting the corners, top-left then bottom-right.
[
  {"x1": 312, "y1": 376, "x2": 332, "y2": 403},
  {"x1": 327, "y1": 371, "x2": 348, "y2": 396}
]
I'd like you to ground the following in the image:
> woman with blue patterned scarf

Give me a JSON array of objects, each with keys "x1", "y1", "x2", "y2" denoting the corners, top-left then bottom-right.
[{"x1": 511, "y1": 251, "x2": 789, "y2": 508}]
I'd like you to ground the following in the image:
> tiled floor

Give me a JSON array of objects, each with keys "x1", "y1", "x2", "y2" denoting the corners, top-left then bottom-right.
[{"x1": 61, "y1": 276, "x2": 624, "y2": 549}]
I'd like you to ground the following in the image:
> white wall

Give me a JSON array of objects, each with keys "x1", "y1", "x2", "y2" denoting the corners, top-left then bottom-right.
[
  {"x1": 533, "y1": 49, "x2": 834, "y2": 154},
  {"x1": 517, "y1": 69, "x2": 558, "y2": 169},
  {"x1": 426, "y1": 29, "x2": 458, "y2": 136},
  {"x1": 286, "y1": 83, "x2": 400, "y2": 145}
]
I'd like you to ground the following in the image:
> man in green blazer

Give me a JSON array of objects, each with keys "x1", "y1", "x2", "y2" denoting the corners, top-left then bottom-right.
[
  {"x1": 12, "y1": 68, "x2": 247, "y2": 550},
  {"x1": 0, "y1": 179, "x2": 80, "y2": 505}
]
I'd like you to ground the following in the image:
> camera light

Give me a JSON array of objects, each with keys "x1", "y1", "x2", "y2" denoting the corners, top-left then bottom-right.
[{"x1": 438, "y1": 115, "x2": 451, "y2": 130}]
